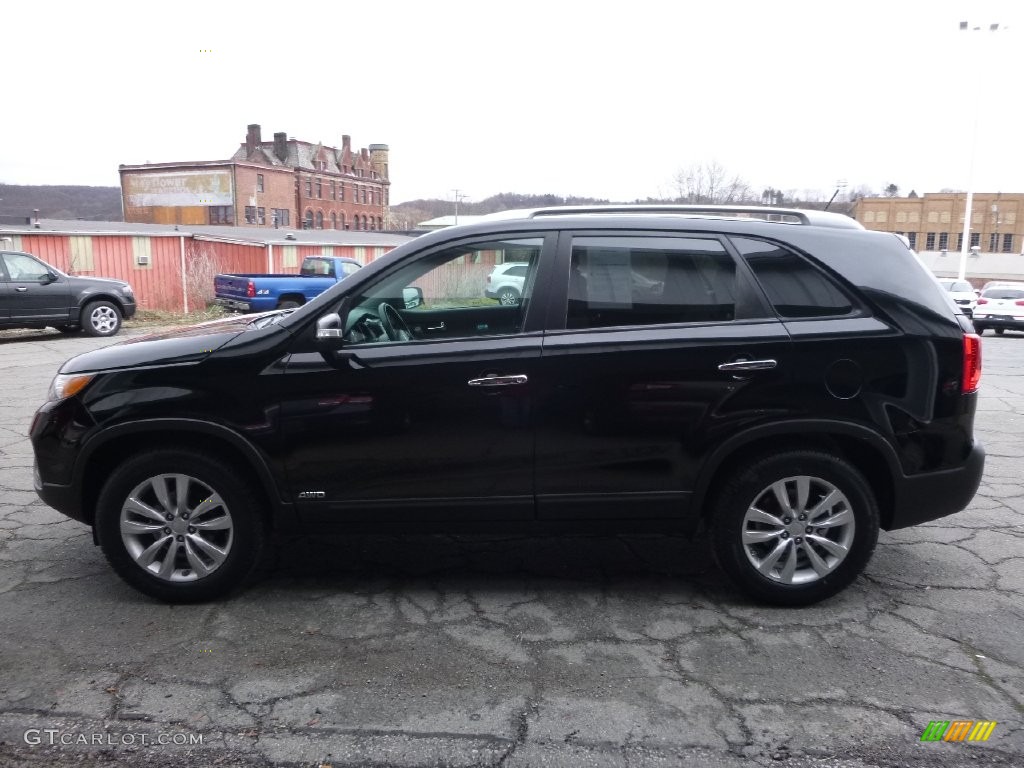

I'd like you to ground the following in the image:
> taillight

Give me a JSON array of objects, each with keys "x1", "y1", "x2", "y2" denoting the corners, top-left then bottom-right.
[
  {"x1": 1015, "y1": 300, "x2": 1024, "y2": 306},
  {"x1": 246, "y1": 280, "x2": 256, "y2": 298},
  {"x1": 962, "y1": 334, "x2": 982, "y2": 393},
  {"x1": 976, "y1": 298, "x2": 988, "y2": 305}
]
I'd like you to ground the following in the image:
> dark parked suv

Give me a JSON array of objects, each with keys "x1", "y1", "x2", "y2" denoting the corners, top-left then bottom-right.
[
  {"x1": 1, "y1": 250, "x2": 136, "y2": 336},
  {"x1": 29, "y1": 206, "x2": 985, "y2": 605}
]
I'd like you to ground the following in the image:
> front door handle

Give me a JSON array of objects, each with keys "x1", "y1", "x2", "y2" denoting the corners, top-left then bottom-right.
[
  {"x1": 468, "y1": 374, "x2": 528, "y2": 387},
  {"x1": 426, "y1": 322, "x2": 446, "y2": 331},
  {"x1": 15, "y1": 286, "x2": 28, "y2": 292},
  {"x1": 718, "y1": 359, "x2": 777, "y2": 372}
]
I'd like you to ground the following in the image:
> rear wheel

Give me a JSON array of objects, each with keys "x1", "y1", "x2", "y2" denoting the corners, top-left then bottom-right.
[
  {"x1": 81, "y1": 300, "x2": 122, "y2": 337},
  {"x1": 975, "y1": 326, "x2": 986, "y2": 335},
  {"x1": 277, "y1": 299, "x2": 302, "y2": 309},
  {"x1": 95, "y1": 450, "x2": 265, "y2": 602},
  {"x1": 712, "y1": 450, "x2": 879, "y2": 606}
]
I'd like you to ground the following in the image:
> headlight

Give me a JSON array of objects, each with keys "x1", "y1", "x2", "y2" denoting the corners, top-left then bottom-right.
[
  {"x1": 48, "y1": 373, "x2": 95, "y2": 401},
  {"x1": 120, "y1": 285, "x2": 134, "y2": 298}
]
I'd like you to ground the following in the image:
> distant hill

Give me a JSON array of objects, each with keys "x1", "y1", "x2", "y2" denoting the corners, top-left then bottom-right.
[
  {"x1": 0, "y1": 184, "x2": 122, "y2": 223},
  {"x1": 390, "y1": 192, "x2": 613, "y2": 229}
]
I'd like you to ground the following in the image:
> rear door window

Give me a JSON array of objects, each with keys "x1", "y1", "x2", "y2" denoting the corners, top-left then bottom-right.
[{"x1": 566, "y1": 237, "x2": 736, "y2": 329}]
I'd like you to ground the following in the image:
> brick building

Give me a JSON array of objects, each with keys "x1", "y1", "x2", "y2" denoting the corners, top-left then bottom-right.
[
  {"x1": 120, "y1": 124, "x2": 390, "y2": 231},
  {"x1": 853, "y1": 192, "x2": 1024, "y2": 255}
]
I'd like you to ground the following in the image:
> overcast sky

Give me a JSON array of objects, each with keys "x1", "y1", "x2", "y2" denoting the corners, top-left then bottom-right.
[{"x1": 1, "y1": 0, "x2": 1020, "y2": 205}]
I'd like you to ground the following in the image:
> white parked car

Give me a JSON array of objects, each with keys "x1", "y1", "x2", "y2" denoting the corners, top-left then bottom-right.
[
  {"x1": 936, "y1": 278, "x2": 978, "y2": 317},
  {"x1": 973, "y1": 283, "x2": 1024, "y2": 335},
  {"x1": 485, "y1": 262, "x2": 529, "y2": 305}
]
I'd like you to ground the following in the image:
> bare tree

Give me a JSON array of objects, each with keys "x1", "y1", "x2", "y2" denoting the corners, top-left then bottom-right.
[
  {"x1": 884, "y1": 183, "x2": 899, "y2": 197},
  {"x1": 672, "y1": 161, "x2": 753, "y2": 204}
]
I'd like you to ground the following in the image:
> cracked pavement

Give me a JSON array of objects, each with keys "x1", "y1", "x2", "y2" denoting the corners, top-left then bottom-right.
[{"x1": 0, "y1": 327, "x2": 1022, "y2": 767}]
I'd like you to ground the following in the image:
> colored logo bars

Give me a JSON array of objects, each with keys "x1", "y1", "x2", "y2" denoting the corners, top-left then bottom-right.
[{"x1": 920, "y1": 720, "x2": 997, "y2": 742}]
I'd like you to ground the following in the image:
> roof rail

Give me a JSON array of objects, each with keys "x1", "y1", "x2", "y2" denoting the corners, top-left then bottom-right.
[{"x1": 505, "y1": 204, "x2": 862, "y2": 230}]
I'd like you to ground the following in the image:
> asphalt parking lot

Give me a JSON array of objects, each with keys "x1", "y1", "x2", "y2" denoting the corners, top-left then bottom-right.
[{"x1": 0, "y1": 327, "x2": 1022, "y2": 768}]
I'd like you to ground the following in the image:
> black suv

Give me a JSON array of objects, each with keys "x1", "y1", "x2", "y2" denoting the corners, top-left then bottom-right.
[
  {"x1": 1, "y1": 250, "x2": 136, "y2": 336},
  {"x1": 29, "y1": 206, "x2": 985, "y2": 605}
]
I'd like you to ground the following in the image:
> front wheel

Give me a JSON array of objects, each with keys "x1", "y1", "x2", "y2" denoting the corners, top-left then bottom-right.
[
  {"x1": 81, "y1": 300, "x2": 122, "y2": 337},
  {"x1": 995, "y1": 328, "x2": 1005, "y2": 335},
  {"x1": 975, "y1": 326, "x2": 986, "y2": 335},
  {"x1": 95, "y1": 450, "x2": 265, "y2": 602},
  {"x1": 711, "y1": 450, "x2": 879, "y2": 606}
]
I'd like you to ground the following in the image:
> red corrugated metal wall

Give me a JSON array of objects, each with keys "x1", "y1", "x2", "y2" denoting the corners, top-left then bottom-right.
[{"x1": 10, "y1": 234, "x2": 397, "y2": 313}]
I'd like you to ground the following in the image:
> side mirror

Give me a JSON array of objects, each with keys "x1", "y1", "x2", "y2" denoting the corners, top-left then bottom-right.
[
  {"x1": 402, "y1": 286, "x2": 423, "y2": 310},
  {"x1": 40, "y1": 271, "x2": 58, "y2": 285},
  {"x1": 315, "y1": 312, "x2": 344, "y2": 340}
]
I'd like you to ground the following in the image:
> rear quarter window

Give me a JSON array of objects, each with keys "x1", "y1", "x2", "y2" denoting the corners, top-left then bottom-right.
[{"x1": 731, "y1": 237, "x2": 854, "y2": 318}]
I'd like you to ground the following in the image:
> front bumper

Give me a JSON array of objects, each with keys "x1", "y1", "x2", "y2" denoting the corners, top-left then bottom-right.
[{"x1": 887, "y1": 443, "x2": 985, "y2": 529}]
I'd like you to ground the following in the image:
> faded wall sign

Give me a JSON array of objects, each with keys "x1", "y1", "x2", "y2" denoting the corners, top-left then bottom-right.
[{"x1": 124, "y1": 170, "x2": 233, "y2": 207}]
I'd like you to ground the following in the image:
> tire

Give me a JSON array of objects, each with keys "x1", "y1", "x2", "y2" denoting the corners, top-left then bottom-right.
[
  {"x1": 81, "y1": 300, "x2": 122, "y2": 337},
  {"x1": 711, "y1": 450, "x2": 879, "y2": 606},
  {"x1": 496, "y1": 287, "x2": 520, "y2": 306},
  {"x1": 95, "y1": 450, "x2": 265, "y2": 603},
  {"x1": 975, "y1": 326, "x2": 986, "y2": 335},
  {"x1": 995, "y1": 328, "x2": 1005, "y2": 336},
  {"x1": 277, "y1": 299, "x2": 302, "y2": 309}
]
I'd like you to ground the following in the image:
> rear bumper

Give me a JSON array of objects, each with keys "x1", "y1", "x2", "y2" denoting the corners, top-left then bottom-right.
[
  {"x1": 215, "y1": 297, "x2": 253, "y2": 313},
  {"x1": 887, "y1": 443, "x2": 986, "y2": 529},
  {"x1": 972, "y1": 315, "x2": 1024, "y2": 329}
]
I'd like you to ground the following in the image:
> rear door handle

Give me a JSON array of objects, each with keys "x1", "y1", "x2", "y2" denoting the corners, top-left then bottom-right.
[
  {"x1": 468, "y1": 374, "x2": 528, "y2": 387},
  {"x1": 15, "y1": 286, "x2": 28, "y2": 292},
  {"x1": 717, "y1": 359, "x2": 777, "y2": 372}
]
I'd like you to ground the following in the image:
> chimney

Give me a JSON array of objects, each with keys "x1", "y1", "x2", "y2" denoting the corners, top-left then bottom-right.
[
  {"x1": 360, "y1": 148, "x2": 369, "y2": 161},
  {"x1": 342, "y1": 135, "x2": 351, "y2": 151},
  {"x1": 246, "y1": 124, "x2": 261, "y2": 156},
  {"x1": 273, "y1": 132, "x2": 288, "y2": 162}
]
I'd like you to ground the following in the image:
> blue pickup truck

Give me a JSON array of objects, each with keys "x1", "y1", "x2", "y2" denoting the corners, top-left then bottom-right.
[{"x1": 214, "y1": 255, "x2": 363, "y2": 313}]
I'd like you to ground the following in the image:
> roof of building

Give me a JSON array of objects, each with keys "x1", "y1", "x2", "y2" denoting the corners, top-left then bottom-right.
[
  {"x1": 416, "y1": 215, "x2": 487, "y2": 229},
  {"x1": 0, "y1": 219, "x2": 413, "y2": 247}
]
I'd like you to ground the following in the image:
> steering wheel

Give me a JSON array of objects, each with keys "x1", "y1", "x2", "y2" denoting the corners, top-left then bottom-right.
[{"x1": 378, "y1": 302, "x2": 414, "y2": 342}]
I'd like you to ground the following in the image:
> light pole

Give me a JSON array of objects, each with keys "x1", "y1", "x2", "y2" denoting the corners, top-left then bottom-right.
[{"x1": 957, "y1": 20, "x2": 1004, "y2": 280}]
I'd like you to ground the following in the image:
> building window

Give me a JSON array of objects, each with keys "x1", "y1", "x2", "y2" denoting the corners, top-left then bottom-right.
[
  {"x1": 1003, "y1": 233, "x2": 1014, "y2": 253},
  {"x1": 361, "y1": 187, "x2": 368, "y2": 204},
  {"x1": 256, "y1": 174, "x2": 264, "y2": 192},
  {"x1": 330, "y1": 212, "x2": 337, "y2": 229},
  {"x1": 315, "y1": 211, "x2": 324, "y2": 229},
  {"x1": 330, "y1": 181, "x2": 336, "y2": 200},
  {"x1": 970, "y1": 232, "x2": 980, "y2": 248},
  {"x1": 244, "y1": 206, "x2": 256, "y2": 224},
  {"x1": 257, "y1": 207, "x2": 265, "y2": 225},
  {"x1": 209, "y1": 206, "x2": 233, "y2": 225},
  {"x1": 316, "y1": 179, "x2": 322, "y2": 199},
  {"x1": 305, "y1": 180, "x2": 312, "y2": 197},
  {"x1": 938, "y1": 232, "x2": 949, "y2": 250},
  {"x1": 304, "y1": 209, "x2": 313, "y2": 229},
  {"x1": 338, "y1": 183, "x2": 345, "y2": 202},
  {"x1": 271, "y1": 208, "x2": 289, "y2": 227},
  {"x1": 957, "y1": 233, "x2": 964, "y2": 250},
  {"x1": 925, "y1": 232, "x2": 936, "y2": 250},
  {"x1": 907, "y1": 232, "x2": 917, "y2": 249},
  {"x1": 989, "y1": 233, "x2": 999, "y2": 252},
  {"x1": 340, "y1": 212, "x2": 346, "y2": 229}
]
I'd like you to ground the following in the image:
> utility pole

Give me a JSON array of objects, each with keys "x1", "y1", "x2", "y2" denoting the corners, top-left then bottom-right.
[{"x1": 451, "y1": 189, "x2": 468, "y2": 226}]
